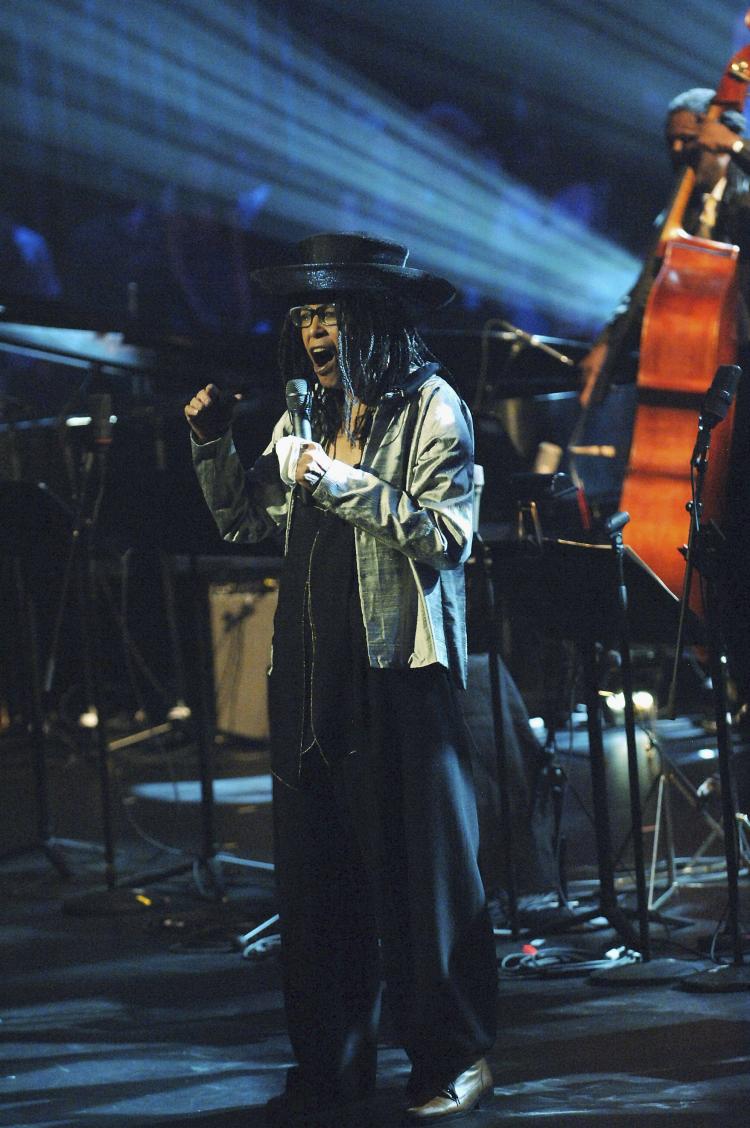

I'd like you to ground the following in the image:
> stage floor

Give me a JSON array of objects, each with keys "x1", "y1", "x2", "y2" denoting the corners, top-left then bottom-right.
[{"x1": 1, "y1": 715, "x2": 749, "y2": 1127}]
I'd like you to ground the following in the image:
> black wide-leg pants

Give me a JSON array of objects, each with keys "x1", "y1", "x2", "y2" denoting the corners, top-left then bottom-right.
[{"x1": 271, "y1": 664, "x2": 498, "y2": 1107}]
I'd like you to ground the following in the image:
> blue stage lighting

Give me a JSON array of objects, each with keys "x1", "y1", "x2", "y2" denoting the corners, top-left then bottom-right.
[{"x1": 0, "y1": 0, "x2": 641, "y2": 334}]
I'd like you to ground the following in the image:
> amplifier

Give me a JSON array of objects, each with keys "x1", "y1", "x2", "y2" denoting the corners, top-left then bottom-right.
[{"x1": 209, "y1": 577, "x2": 278, "y2": 742}]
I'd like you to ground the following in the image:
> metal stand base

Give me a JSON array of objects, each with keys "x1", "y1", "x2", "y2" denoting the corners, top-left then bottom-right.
[
  {"x1": 0, "y1": 838, "x2": 72, "y2": 877},
  {"x1": 590, "y1": 956, "x2": 710, "y2": 986},
  {"x1": 680, "y1": 963, "x2": 750, "y2": 992}
]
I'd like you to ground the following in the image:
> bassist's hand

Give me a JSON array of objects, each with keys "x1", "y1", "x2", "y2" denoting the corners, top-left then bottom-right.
[
  {"x1": 696, "y1": 120, "x2": 743, "y2": 155},
  {"x1": 579, "y1": 340, "x2": 608, "y2": 407}
]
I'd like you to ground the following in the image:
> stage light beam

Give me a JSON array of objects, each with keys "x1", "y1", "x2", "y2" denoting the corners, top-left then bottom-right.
[{"x1": 0, "y1": 0, "x2": 641, "y2": 333}]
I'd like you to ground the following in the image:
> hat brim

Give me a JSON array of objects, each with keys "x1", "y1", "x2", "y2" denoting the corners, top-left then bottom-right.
[{"x1": 250, "y1": 262, "x2": 455, "y2": 313}]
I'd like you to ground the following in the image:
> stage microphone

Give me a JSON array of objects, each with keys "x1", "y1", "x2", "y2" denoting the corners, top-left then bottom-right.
[
  {"x1": 693, "y1": 364, "x2": 741, "y2": 463},
  {"x1": 285, "y1": 379, "x2": 312, "y2": 441},
  {"x1": 700, "y1": 364, "x2": 741, "y2": 428},
  {"x1": 497, "y1": 320, "x2": 576, "y2": 367}
]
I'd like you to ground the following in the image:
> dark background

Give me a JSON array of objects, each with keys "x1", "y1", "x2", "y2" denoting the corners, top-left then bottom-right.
[{"x1": 2, "y1": 0, "x2": 749, "y2": 349}]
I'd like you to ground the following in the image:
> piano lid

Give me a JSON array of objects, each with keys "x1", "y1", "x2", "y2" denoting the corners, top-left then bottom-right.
[{"x1": 0, "y1": 322, "x2": 154, "y2": 372}]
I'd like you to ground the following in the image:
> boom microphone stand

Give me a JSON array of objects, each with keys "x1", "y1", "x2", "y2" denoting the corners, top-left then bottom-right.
[
  {"x1": 43, "y1": 392, "x2": 121, "y2": 891},
  {"x1": 668, "y1": 365, "x2": 748, "y2": 988}
]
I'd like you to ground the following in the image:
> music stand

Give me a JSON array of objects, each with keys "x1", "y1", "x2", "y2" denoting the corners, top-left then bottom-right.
[
  {"x1": 60, "y1": 521, "x2": 227, "y2": 912},
  {"x1": 0, "y1": 480, "x2": 102, "y2": 875},
  {"x1": 484, "y1": 531, "x2": 696, "y2": 956},
  {"x1": 0, "y1": 460, "x2": 223, "y2": 909}
]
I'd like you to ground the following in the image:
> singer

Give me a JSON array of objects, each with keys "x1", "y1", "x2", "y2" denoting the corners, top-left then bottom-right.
[{"x1": 184, "y1": 233, "x2": 497, "y2": 1126}]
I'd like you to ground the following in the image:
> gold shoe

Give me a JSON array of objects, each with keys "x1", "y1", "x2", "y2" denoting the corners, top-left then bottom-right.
[{"x1": 404, "y1": 1057, "x2": 493, "y2": 1122}]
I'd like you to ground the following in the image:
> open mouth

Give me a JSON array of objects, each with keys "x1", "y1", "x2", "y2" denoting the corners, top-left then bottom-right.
[{"x1": 310, "y1": 345, "x2": 336, "y2": 372}]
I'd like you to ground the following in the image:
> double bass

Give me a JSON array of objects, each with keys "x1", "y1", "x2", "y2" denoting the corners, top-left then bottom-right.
[{"x1": 572, "y1": 20, "x2": 750, "y2": 603}]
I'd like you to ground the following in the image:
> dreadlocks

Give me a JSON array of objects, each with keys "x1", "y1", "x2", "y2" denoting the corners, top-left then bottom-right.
[{"x1": 277, "y1": 291, "x2": 440, "y2": 448}]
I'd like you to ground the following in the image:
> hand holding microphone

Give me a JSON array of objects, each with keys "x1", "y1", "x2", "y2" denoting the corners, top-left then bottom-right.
[
  {"x1": 295, "y1": 442, "x2": 332, "y2": 490},
  {"x1": 282, "y1": 379, "x2": 331, "y2": 495},
  {"x1": 275, "y1": 434, "x2": 331, "y2": 490}
]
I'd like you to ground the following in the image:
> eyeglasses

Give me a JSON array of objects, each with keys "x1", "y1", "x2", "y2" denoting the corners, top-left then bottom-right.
[{"x1": 289, "y1": 304, "x2": 338, "y2": 328}]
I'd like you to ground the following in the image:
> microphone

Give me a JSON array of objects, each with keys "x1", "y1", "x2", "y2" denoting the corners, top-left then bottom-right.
[
  {"x1": 285, "y1": 379, "x2": 312, "y2": 441},
  {"x1": 497, "y1": 319, "x2": 576, "y2": 367},
  {"x1": 604, "y1": 510, "x2": 630, "y2": 535},
  {"x1": 285, "y1": 379, "x2": 312, "y2": 504},
  {"x1": 700, "y1": 364, "x2": 741, "y2": 428},
  {"x1": 693, "y1": 364, "x2": 741, "y2": 464}
]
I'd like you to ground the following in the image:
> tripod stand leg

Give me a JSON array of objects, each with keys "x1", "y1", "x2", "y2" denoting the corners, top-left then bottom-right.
[
  {"x1": 663, "y1": 769, "x2": 677, "y2": 892},
  {"x1": 239, "y1": 913, "x2": 280, "y2": 957},
  {"x1": 647, "y1": 773, "x2": 680, "y2": 911}
]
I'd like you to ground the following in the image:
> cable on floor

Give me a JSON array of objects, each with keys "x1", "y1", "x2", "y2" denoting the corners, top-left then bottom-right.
[{"x1": 500, "y1": 943, "x2": 641, "y2": 977}]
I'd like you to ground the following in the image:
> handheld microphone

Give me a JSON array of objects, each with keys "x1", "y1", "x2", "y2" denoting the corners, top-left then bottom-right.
[
  {"x1": 285, "y1": 379, "x2": 312, "y2": 441},
  {"x1": 285, "y1": 379, "x2": 312, "y2": 503}
]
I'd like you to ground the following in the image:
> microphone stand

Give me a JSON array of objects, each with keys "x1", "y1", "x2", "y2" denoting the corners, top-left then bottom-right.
[
  {"x1": 495, "y1": 319, "x2": 577, "y2": 368},
  {"x1": 604, "y1": 510, "x2": 652, "y2": 959},
  {"x1": 473, "y1": 317, "x2": 575, "y2": 416},
  {"x1": 666, "y1": 386, "x2": 748, "y2": 987},
  {"x1": 666, "y1": 365, "x2": 741, "y2": 717},
  {"x1": 42, "y1": 400, "x2": 119, "y2": 889},
  {"x1": 665, "y1": 405, "x2": 723, "y2": 719}
]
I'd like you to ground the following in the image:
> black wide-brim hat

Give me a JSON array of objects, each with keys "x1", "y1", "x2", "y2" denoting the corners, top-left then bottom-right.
[{"x1": 250, "y1": 232, "x2": 455, "y2": 314}]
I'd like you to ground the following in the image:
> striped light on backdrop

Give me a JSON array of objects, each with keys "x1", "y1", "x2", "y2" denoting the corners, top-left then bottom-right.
[{"x1": 0, "y1": 0, "x2": 640, "y2": 332}]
